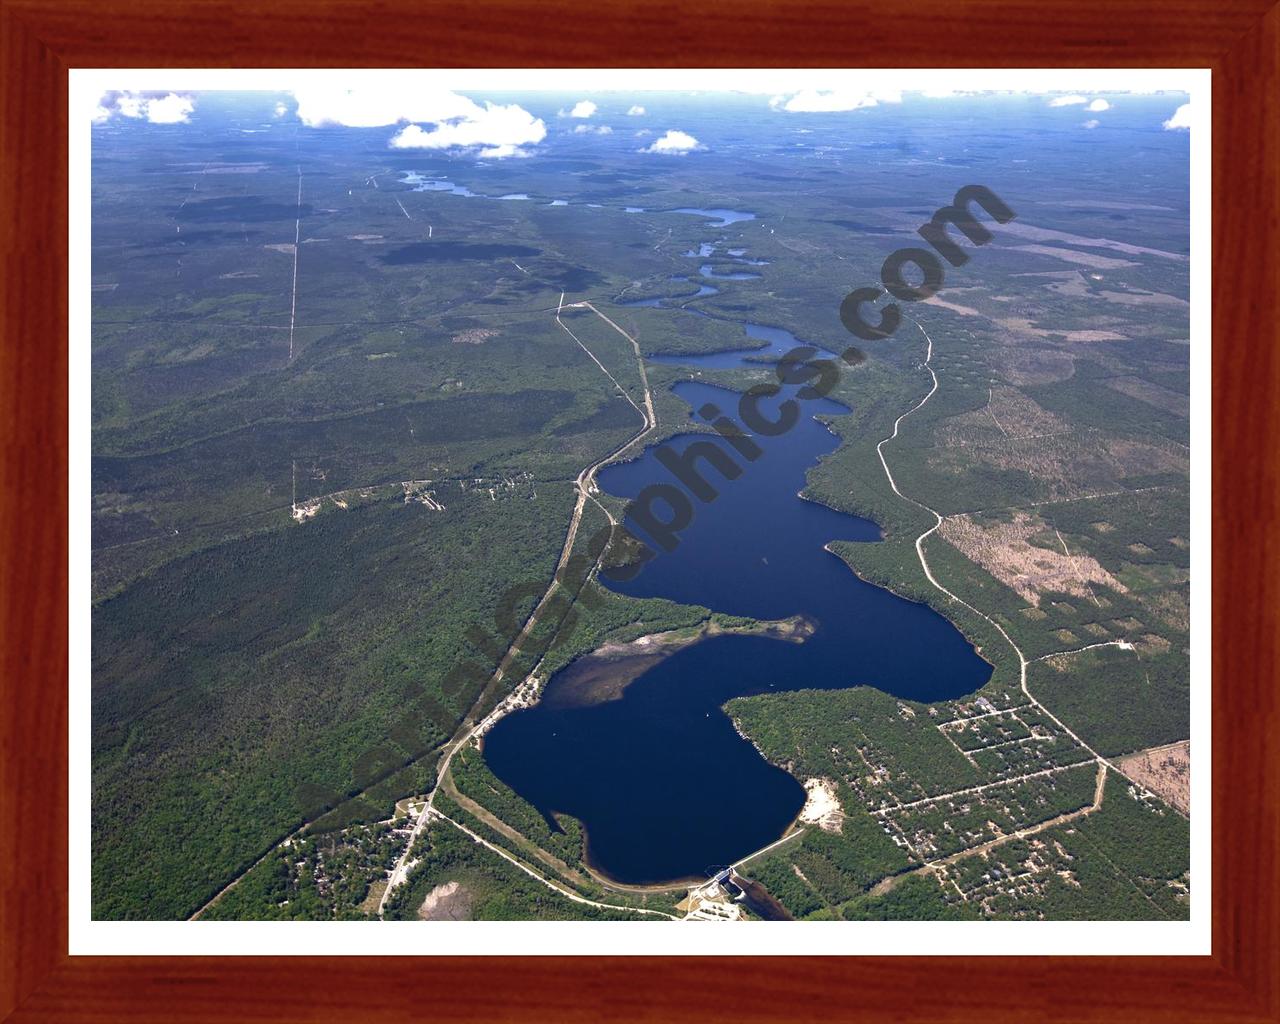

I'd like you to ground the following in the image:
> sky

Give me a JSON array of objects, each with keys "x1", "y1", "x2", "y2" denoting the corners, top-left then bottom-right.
[{"x1": 86, "y1": 70, "x2": 1197, "y2": 160}]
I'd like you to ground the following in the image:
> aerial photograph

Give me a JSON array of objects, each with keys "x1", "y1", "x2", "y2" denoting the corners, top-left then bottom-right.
[{"x1": 89, "y1": 75, "x2": 1194, "y2": 924}]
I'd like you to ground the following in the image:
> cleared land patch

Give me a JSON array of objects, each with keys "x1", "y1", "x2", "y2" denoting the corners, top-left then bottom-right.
[
  {"x1": 418, "y1": 879, "x2": 474, "y2": 920},
  {"x1": 936, "y1": 386, "x2": 1069, "y2": 445},
  {"x1": 1115, "y1": 741, "x2": 1190, "y2": 815},
  {"x1": 1105, "y1": 377, "x2": 1190, "y2": 417},
  {"x1": 939, "y1": 510, "x2": 1127, "y2": 607}
]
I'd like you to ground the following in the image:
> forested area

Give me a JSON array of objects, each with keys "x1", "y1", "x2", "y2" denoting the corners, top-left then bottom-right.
[
  {"x1": 92, "y1": 92, "x2": 1191, "y2": 923},
  {"x1": 451, "y1": 745, "x2": 586, "y2": 869},
  {"x1": 380, "y1": 819, "x2": 645, "y2": 922}
]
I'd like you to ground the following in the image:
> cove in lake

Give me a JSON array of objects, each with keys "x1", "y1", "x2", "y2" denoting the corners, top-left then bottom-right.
[{"x1": 483, "y1": 354, "x2": 993, "y2": 886}]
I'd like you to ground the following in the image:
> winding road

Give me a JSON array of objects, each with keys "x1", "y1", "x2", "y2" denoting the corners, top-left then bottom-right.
[
  {"x1": 377, "y1": 296, "x2": 660, "y2": 916},
  {"x1": 875, "y1": 315, "x2": 1150, "y2": 794}
]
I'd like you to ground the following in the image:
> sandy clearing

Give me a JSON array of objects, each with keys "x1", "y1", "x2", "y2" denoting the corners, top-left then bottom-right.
[
  {"x1": 1011, "y1": 245, "x2": 1138, "y2": 270},
  {"x1": 940, "y1": 510, "x2": 1127, "y2": 607},
  {"x1": 798, "y1": 778, "x2": 844, "y2": 833},
  {"x1": 1115, "y1": 741, "x2": 1190, "y2": 815},
  {"x1": 1097, "y1": 289, "x2": 1189, "y2": 308},
  {"x1": 1059, "y1": 329, "x2": 1128, "y2": 342},
  {"x1": 991, "y1": 315, "x2": 1126, "y2": 343},
  {"x1": 922, "y1": 294, "x2": 984, "y2": 317},
  {"x1": 996, "y1": 221, "x2": 1188, "y2": 261},
  {"x1": 937, "y1": 386, "x2": 1069, "y2": 445},
  {"x1": 418, "y1": 880, "x2": 474, "y2": 920}
]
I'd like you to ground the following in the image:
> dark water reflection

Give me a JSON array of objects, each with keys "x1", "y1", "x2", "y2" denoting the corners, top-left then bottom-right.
[{"x1": 484, "y1": 365, "x2": 991, "y2": 885}]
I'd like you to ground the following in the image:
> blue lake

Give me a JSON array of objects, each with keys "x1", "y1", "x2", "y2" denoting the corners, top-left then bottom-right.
[
  {"x1": 618, "y1": 283, "x2": 719, "y2": 310},
  {"x1": 401, "y1": 173, "x2": 477, "y2": 197},
  {"x1": 673, "y1": 207, "x2": 757, "y2": 227},
  {"x1": 648, "y1": 322, "x2": 831, "y2": 370},
  {"x1": 699, "y1": 263, "x2": 762, "y2": 281},
  {"x1": 483, "y1": 364, "x2": 993, "y2": 885}
]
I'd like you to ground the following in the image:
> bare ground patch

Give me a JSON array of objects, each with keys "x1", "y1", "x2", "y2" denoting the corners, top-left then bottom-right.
[
  {"x1": 797, "y1": 778, "x2": 845, "y2": 833},
  {"x1": 1059, "y1": 329, "x2": 1128, "y2": 342},
  {"x1": 939, "y1": 510, "x2": 1128, "y2": 607},
  {"x1": 996, "y1": 221, "x2": 1187, "y2": 262},
  {"x1": 1098, "y1": 289, "x2": 1189, "y2": 309},
  {"x1": 1116, "y1": 741, "x2": 1190, "y2": 814},
  {"x1": 452, "y1": 328, "x2": 499, "y2": 345},
  {"x1": 996, "y1": 345, "x2": 1076, "y2": 385},
  {"x1": 936, "y1": 386, "x2": 1069, "y2": 446},
  {"x1": 1010, "y1": 245, "x2": 1138, "y2": 270},
  {"x1": 418, "y1": 880, "x2": 474, "y2": 921},
  {"x1": 922, "y1": 294, "x2": 983, "y2": 317}
]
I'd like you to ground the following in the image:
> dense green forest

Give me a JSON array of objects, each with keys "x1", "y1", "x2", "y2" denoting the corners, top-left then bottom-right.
[{"x1": 93, "y1": 91, "x2": 1191, "y2": 922}]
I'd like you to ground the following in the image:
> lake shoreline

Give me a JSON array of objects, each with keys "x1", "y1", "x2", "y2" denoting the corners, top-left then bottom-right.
[{"x1": 540, "y1": 613, "x2": 816, "y2": 710}]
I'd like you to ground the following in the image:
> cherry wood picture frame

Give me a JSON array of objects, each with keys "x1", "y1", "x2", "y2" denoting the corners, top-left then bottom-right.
[{"x1": 3, "y1": 1, "x2": 1276, "y2": 1020}]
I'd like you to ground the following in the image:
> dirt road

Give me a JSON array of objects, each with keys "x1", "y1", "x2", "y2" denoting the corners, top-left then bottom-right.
[{"x1": 378, "y1": 298, "x2": 659, "y2": 915}]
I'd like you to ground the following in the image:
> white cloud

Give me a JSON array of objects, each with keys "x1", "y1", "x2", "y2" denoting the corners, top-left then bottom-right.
[
  {"x1": 626, "y1": 105, "x2": 646, "y2": 116},
  {"x1": 115, "y1": 94, "x2": 145, "y2": 118},
  {"x1": 1087, "y1": 98, "x2": 1111, "y2": 112},
  {"x1": 146, "y1": 93, "x2": 195, "y2": 124},
  {"x1": 274, "y1": 101, "x2": 288, "y2": 117},
  {"x1": 1163, "y1": 102, "x2": 1192, "y2": 130},
  {"x1": 292, "y1": 86, "x2": 479, "y2": 127},
  {"x1": 641, "y1": 129, "x2": 702, "y2": 154},
  {"x1": 1082, "y1": 119, "x2": 1100, "y2": 129},
  {"x1": 572, "y1": 124, "x2": 612, "y2": 135},
  {"x1": 390, "y1": 124, "x2": 439, "y2": 147},
  {"x1": 290, "y1": 86, "x2": 545, "y2": 157},
  {"x1": 567, "y1": 100, "x2": 597, "y2": 118},
  {"x1": 915, "y1": 88, "x2": 994, "y2": 99},
  {"x1": 477, "y1": 144, "x2": 533, "y2": 159},
  {"x1": 1048, "y1": 94, "x2": 1088, "y2": 107},
  {"x1": 93, "y1": 91, "x2": 195, "y2": 124},
  {"x1": 769, "y1": 88, "x2": 902, "y2": 112},
  {"x1": 387, "y1": 99, "x2": 546, "y2": 157}
]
